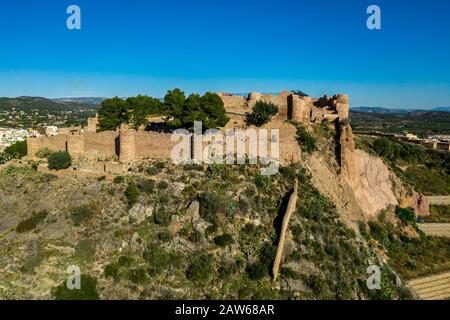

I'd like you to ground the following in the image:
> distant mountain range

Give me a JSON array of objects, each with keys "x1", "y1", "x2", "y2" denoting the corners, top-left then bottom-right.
[
  {"x1": 351, "y1": 106, "x2": 450, "y2": 113},
  {"x1": 0, "y1": 96, "x2": 99, "y2": 111},
  {"x1": 52, "y1": 97, "x2": 105, "y2": 105}
]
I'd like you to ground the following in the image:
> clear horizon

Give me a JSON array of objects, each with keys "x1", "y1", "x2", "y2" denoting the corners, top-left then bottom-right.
[{"x1": 1, "y1": 0, "x2": 450, "y2": 109}]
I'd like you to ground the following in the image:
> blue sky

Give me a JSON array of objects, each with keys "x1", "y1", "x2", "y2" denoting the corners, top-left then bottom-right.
[{"x1": 0, "y1": 0, "x2": 449, "y2": 108}]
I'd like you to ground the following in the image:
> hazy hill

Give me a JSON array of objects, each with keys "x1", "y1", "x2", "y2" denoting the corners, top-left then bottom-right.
[
  {"x1": 350, "y1": 109, "x2": 450, "y2": 137},
  {"x1": 52, "y1": 97, "x2": 105, "y2": 105},
  {"x1": 0, "y1": 96, "x2": 98, "y2": 111},
  {"x1": 351, "y1": 106, "x2": 450, "y2": 113}
]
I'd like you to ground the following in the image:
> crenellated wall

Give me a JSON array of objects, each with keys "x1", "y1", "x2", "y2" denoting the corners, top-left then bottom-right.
[
  {"x1": 27, "y1": 90, "x2": 349, "y2": 166},
  {"x1": 27, "y1": 135, "x2": 68, "y2": 158}
]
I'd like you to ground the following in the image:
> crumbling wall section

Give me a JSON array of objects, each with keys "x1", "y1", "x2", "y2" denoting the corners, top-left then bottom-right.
[
  {"x1": 82, "y1": 131, "x2": 119, "y2": 158},
  {"x1": 27, "y1": 135, "x2": 68, "y2": 159}
]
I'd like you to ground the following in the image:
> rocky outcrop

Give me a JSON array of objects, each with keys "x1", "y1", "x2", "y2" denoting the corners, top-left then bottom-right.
[
  {"x1": 401, "y1": 192, "x2": 430, "y2": 217},
  {"x1": 349, "y1": 150, "x2": 399, "y2": 218},
  {"x1": 339, "y1": 123, "x2": 358, "y2": 183},
  {"x1": 338, "y1": 123, "x2": 399, "y2": 218}
]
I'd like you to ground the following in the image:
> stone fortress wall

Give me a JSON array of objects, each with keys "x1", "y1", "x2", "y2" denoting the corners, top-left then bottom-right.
[{"x1": 27, "y1": 91, "x2": 350, "y2": 165}]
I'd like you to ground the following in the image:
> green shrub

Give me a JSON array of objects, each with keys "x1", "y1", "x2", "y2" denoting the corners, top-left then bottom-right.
[
  {"x1": 104, "y1": 263, "x2": 120, "y2": 280},
  {"x1": 246, "y1": 101, "x2": 278, "y2": 127},
  {"x1": 129, "y1": 268, "x2": 148, "y2": 284},
  {"x1": 213, "y1": 234, "x2": 234, "y2": 247},
  {"x1": 117, "y1": 255, "x2": 134, "y2": 268},
  {"x1": 206, "y1": 164, "x2": 227, "y2": 180},
  {"x1": 21, "y1": 246, "x2": 46, "y2": 273},
  {"x1": 138, "y1": 179, "x2": 154, "y2": 193},
  {"x1": 74, "y1": 239, "x2": 96, "y2": 262},
  {"x1": 158, "y1": 229, "x2": 173, "y2": 242},
  {"x1": 157, "y1": 180, "x2": 169, "y2": 190},
  {"x1": 218, "y1": 259, "x2": 242, "y2": 279},
  {"x1": 226, "y1": 202, "x2": 239, "y2": 219},
  {"x1": 4, "y1": 140, "x2": 27, "y2": 159},
  {"x1": 189, "y1": 228, "x2": 202, "y2": 243},
  {"x1": 205, "y1": 224, "x2": 218, "y2": 238},
  {"x1": 199, "y1": 192, "x2": 228, "y2": 223},
  {"x1": 247, "y1": 263, "x2": 266, "y2": 280},
  {"x1": 296, "y1": 125, "x2": 316, "y2": 154},
  {"x1": 125, "y1": 181, "x2": 140, "y2": 207},
  {"x1": 154, "y1": 210, "x2": 172, "y2": 226},
  {"x1": 246, "y1": 245, "x2": 276, "y2": 280},
  {"x1": 47, "y1": 151, "x2": 71, "y2": 170},
  {"x1": 143, "y1": 244, "x2": 178, "y2": 276},
  {"x1": 0, "y1": 152, "x2": 10, "y2": 164},
  {"x1": 52, "y1": 275, "x2": 100, "y2": 300},
  {"x1": 239, "y1": 224, "x2": 266, "y2": 257},
  {"x1": 395, "y1": 207, "x2": 416, "y2": 225},
  {"x1": 146, "y1": 166, "x2": 161, "y2": 176},
  {"x1": 113, "y1": 176, "x2": 125, "y2": 184},
  {"x1": 255, "y1": 174, "x2": 270, "y2": 191},
  {"x1": 303, "y1": 274, "x2": 328, "y2": 297},
  {"x1": 16, "y1": 210, "x2": 48, "y2": 233},
  {"x1": 35, "y1": 148, "x2": 52, "y2": 159},
  {"x1": 186, "y1": 254, "x2": 214, "y2": 282},
  {"x1": 281, "y1": 267, "x2": 300, "y2": 279},
  {"x1": 70, "y1": 205, "x2": 94, "y2": 226}
]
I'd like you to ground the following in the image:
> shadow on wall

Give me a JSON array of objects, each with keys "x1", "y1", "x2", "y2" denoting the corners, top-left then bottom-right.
[{"x1": 115, "y1": 136, "x2": 120, "y2": 157}]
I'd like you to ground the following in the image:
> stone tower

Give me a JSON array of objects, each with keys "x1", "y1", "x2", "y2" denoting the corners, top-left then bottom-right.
[
  {"x1": 119, "y1": 129, "x2": 136, "y2": 163},
  {"x1": 86, "y1": 114, "x2": 99, "y2": 133},
  {"x1": 335, "y1": 94, "x2": 349, "y2": 121}
]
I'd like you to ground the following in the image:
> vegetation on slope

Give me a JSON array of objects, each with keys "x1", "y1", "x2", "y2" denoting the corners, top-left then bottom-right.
[
  {"x1": 357, "y1": 137, "x2": 450, "y2": 195},
  {"x1": 360, "y1": 208, "x2": 450, "y2": 280},
  {"x1": 424, "y1": 205, "x2": 450, "y2": 223},
  {"x1": 0, "y1": 160, "x2": 393, "y2": 300}
]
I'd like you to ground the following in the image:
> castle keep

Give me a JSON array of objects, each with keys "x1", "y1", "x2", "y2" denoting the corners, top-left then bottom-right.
[{"x1": 27, "y1": 91, "x2": 350, "y2": 167}]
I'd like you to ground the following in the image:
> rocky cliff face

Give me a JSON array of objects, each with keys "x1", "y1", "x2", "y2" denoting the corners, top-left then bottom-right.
[
  {"x1": 401, "y1": 192, "x2": 430, "y2": 217},
  {"x1": 337, "y1": 123, "x2": 429, "y2": 219}
]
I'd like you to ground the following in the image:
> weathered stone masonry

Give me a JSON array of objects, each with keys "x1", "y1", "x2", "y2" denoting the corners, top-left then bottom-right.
[{"x1": 27, "y1": 91, "x2": 350, "y2": 165}]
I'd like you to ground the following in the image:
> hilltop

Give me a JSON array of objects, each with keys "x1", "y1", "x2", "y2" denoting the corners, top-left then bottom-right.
[
  {"x1": 0, "y1": 96, "x2": 97, "y2": 111},
  {"x1": 1, "y1": 91, "x2": 450, "y2": 300}
]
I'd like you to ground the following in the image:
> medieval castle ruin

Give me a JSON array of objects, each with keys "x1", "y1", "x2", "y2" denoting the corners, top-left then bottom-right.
[{"x1": 27, "y1": 91, "x2": 351, "y2": 174}]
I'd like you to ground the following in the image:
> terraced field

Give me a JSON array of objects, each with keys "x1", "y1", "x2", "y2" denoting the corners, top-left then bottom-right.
[
  {"x1": 427, "y1": 196, "x2": 450, "y2": 206},
  {"x1": 408, "y1": 272, "x2": 450, "y2": 300},
  {"x1": 418, "y1": 223, "x2": 450, "y2": 237}
]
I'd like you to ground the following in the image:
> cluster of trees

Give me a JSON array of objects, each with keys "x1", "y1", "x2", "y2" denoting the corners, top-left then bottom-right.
[
  {"x1": 163, "y1": 89, "x2": 229, "y2": 130},
  {"x1": 97, "y1": 89, "x2": 229, "y2": 132},
  {"x1": 0, "y1": 140, "x2": 27, "y2": 164},
  {"x1": 98, "y1": 95, "x2": 162, "y2": 131}
]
